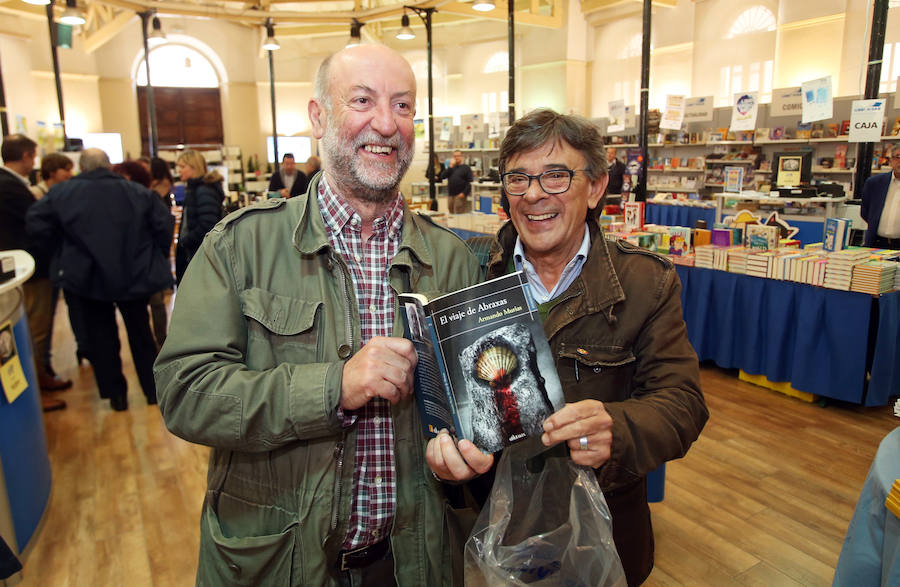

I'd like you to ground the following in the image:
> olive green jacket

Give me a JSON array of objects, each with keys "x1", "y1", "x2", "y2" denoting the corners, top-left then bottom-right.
[{"x1": 154, "y1": 175, "x2": 481, "y2": 586}]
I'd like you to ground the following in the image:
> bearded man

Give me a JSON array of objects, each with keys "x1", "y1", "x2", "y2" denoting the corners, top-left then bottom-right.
[{"x1": 154, "y1": 44, "x2": 482, "y2": 586}]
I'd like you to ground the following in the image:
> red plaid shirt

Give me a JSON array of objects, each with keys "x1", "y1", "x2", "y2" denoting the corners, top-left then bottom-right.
[{"x1": 318, "y1": 178, "x2": 404, "y2": 550}]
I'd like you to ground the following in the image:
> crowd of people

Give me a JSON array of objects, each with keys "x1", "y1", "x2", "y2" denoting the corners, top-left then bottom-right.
[{"x1": 1, "y1": 42, "x2": 708, "y2": 587}]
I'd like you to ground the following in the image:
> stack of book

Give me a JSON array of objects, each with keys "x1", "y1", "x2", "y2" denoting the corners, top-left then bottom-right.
[
  {"x1": 824, "y1": 248, "x2": 871, "y2": 290},
  {"x1": 694, "y1": 245, "x2": 729, "y2": 270},
  {"x1": 851, "y1": 261, "x2": 898, "y2": 294},
  {"x1": 746, "y1": 251, "x2": 777, "y2": 278},
  {"x1": 727, "y1": 248, "x2": 751, "y2": 274}
]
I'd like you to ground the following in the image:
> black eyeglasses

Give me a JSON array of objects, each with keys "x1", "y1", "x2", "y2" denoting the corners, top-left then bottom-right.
[{"x1": 501, "y1": 169, "x2": 586, "y2": 196}]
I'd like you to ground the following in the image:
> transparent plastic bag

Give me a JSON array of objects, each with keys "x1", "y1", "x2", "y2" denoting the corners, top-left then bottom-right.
[{"x1": 464, "y1": 440, "x2": 627, "y2": 586}]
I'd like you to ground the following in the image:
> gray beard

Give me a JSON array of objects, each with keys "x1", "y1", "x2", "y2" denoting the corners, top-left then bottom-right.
[{"x1": 321, "y1": 122, "x2": 414, "y2": 203}]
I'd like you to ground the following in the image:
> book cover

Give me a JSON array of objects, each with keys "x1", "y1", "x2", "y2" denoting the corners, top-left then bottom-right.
[
  {"x1": 668, "y1": 227, "x2": 692, "y2": 255},
  {"x1": 745, "y1": 224, "x2": 778, "y2": 250},
  {"x1": 795, "y1": 123, "x2": 811, "y2": 139},
  {"x1": 840, "y1": 120, "x2": 851, "y2": 135},
  {"x1": 755, "y1": 128, "x2": 770, "y2": 142},
  {"x1": 823, "y1": 218, "x2": 850, "y2": 252},
  {"x1": 826, "y1": 123, "x2": 840, "y2": 138},
  {"x1": 835, "y1": 144, "x2": 848, "y2": 169},
  {"x1": 810, "y1": 123, "x2": 825, "y2": 138},
  {"x1": 400, "y1": 272, "x2": 564, "y2": 453},
  {"x1": 770, "y1": 127, "x2": 785, "y2": 140},
  {"x1": 624, "y1": 201, "x2": 645, "y2": 232}
]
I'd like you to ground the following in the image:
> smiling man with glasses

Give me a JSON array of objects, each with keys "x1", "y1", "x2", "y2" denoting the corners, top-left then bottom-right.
[{"x1": 427, "y1": 108, "x2": 708, "y2": 586}]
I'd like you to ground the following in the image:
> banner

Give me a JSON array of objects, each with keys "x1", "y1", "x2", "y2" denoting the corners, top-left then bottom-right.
[
  {"x1": 608, "y1": 99, "x2": 626, "y2": 133},
  {"x1": 684, "y1": 96, "x2": 714, "y2": 123},
  {"x1": 771, "y1": 87, "x2": 802, "y2": 117},
  {"x1": 660, "y1": 95, "x2": 686, "y2": 130},
  {"x1": 801, "y1": 76, "x2": 833, "y2": 123},
  {"x1": 730, "y1": 91, "x2": 759, "y2": 131},
  {"x1": 848, "y1": 99, "x2": 886, "y2": 143}
]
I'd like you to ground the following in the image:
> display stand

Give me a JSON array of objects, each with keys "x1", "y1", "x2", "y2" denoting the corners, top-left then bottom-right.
[{"x1": 0, "y1": 250, "x2": 52, "y2": 558}]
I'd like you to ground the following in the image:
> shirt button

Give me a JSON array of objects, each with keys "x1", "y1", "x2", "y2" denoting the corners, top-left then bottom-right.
[
  {"x1": 373, "y1": 416, "x2": 382, "y2": 426},
  {"x1": 355, "y1": 254, "x2": 362, "y2": 263},
  {"x1": 369, "y1": 304, "x2": 376, "y2": 313},
  {"x1": 374, "y1": 476, "x2": 383, "y2": 486},
  {"x1": 372, "y1": 529, "x2": 380, "y2": 537}
]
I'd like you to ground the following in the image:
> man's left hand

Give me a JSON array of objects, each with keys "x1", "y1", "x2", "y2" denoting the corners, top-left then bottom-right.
[
  {"x1": 541, "y1": 400, "x2": 613, "y2": 468},
  {"x1": 280, "y1": 188, "x2": 289, "y2": 198}
]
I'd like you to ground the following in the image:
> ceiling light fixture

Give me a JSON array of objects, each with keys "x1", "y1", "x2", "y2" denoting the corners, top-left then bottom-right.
[
  {"x1": 22, "y1": 0, "x2": 50, "y2": 6},
  {"x1": 396, "y1": 13, "x2": 415, "y2": 40},
  {"x1": 346, "y1": 19, "x2": 364, "y2": 47},
  {"x1": 472, "y1": 0, "x2": 496, "y2": 12},
  {"x1": 148, "y1": 15, "x2": 167, "y2": 46},
  {"x1": 263, "y1": 20, "x2": 280, "y2": 51},
  {"x1": 58, "y1": 0, "x2": 85, "y2": 25}
]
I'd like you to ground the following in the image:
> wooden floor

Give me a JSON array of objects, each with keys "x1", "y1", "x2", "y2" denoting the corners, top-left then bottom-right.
[{"x1": 13, "y1": 299, "x2": 898, "y2": 586}]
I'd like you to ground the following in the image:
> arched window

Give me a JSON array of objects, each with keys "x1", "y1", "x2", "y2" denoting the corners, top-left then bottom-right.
[
  {"x1": 136, "y1": 44, "x2": 219, "y2": 88},
  {"x1": 726, "y1": 6, "x2": 776, "y2": 39},
  {"x1": 483, "y1": 52, "x2": 509, "y2": 74}
]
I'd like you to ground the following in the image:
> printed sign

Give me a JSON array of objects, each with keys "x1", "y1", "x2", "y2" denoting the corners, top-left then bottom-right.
[
  {"x1": 849, "y1": 99, "x2": 887, "y2": 143},
  {"x1": 801, "y1": 76, "x2": 833, "y2": 123},
  {"x1": 608, "y1": 99, "x2": 626, "y2": 133},
  {"x1": 730, "y1": 91, "x2": 759, "y2": 131},
  {"x1": 0, "y1": 321, "x2": 27, "y2": 403},
  {"x1": 660, "y1": 95, "x2": 686, "y2": 130},
  {"x1": 771, "y1": 87, "x2": 803, "y2": 118},
  {"x1": 684, "y1": 96, "x2": 714, "y2": 122}
]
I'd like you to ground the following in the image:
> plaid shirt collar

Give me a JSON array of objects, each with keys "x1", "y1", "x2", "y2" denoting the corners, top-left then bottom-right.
[{"x1": 317, "y1": 175, "x2": 405, "y2": 242}]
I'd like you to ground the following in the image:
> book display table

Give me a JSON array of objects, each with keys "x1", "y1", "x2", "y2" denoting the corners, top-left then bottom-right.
[
  {"x1": 675, "y1": 265, "x2": 900, "y2": 406},
  {"x1": 645, "y1": 203, "x2": 716, "y2": 229},
  {"x1": 0, "y1": 250, "x2": 52, "y2": 555}
]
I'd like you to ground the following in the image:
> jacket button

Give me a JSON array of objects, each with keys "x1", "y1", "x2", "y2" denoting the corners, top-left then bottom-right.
[
  {"x1": 227, "y1": 562, "x2": 241, "y2": 577},
  {"x1": 338, "y1": 344, "x2": 352, "y2": 359}
]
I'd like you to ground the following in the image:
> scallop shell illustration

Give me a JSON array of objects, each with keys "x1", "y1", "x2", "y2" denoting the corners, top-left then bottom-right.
[{"x1": 474, "y1": 344, "x2": 518, "y2": 383}]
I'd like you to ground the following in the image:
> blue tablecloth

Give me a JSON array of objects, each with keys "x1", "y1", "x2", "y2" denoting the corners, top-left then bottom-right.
[
  {"x1": 645, "y1": 203, "x2": 716, "y2": 228},
  {"x1": 834, "y1": 427, "x2": 900, "y2": 585},
  {"x1": 675, "y1": 265, "x2": 900, "y2": 405}
]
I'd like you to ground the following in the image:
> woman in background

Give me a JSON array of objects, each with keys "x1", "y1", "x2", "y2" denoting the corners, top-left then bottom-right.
[{"x1": 174, "y1": 150, "x2": 224, "y2": 285}]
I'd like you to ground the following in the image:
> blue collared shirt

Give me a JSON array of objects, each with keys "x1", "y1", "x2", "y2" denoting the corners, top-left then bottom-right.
[{"x1": 513, "y1": 223, "x2": 591, "y2": 304}]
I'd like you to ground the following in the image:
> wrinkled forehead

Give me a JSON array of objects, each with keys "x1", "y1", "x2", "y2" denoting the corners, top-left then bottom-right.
[{"x1": 328, "y1": 47, "x2": 416, "y2": 99}]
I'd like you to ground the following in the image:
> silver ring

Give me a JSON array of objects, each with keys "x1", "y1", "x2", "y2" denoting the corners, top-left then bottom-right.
[{"x1": 579, "y1": 436, "x2": 589, "y2": 451}]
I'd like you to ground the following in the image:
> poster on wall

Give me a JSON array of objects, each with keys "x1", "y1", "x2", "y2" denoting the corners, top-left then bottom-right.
[
  {"x1": 801, "y1": 76, "x2": 833, "y2": 123},
  {"x1": 487, "y1": 112, "x2": 500, "y2": 138},
  {"x1": 848, "y1": 99, "x2": 886, "y2": 142},
  {"x1": 439, "y1": 117, "x2": 453, "y2": 141},
  {"x1": 608, "y1": 99, "x2": 626, "y2": 133},
  {"x1": 660, "y1": 95, "x2": 686, "y2": 130},
  {"x1": 460, "y1": 114, "x2": 481, "y2": 146},
  {"x1": 729, "y1": 91, "x2": 759, "y2": 131},
  {"x1": 771, "y1": 87, "x2": 803, "y2": 117},
  {"x1": 624, "y1": 105, "x2": 636, "y2": 129},
  {"x1": 684, "y1": 96, "x2": 714, "y2": 123}
]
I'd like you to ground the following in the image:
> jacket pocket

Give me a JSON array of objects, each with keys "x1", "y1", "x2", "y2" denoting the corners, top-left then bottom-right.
[
  {"x1": 240, "y1": 287, "x2": 323, "y2": 367},
  {"x1": 556, "y1": 344, "x2": 636, "y2": 402},
  {"x1": 198, "y1": 495, "x2": 296, "y2": 586}
]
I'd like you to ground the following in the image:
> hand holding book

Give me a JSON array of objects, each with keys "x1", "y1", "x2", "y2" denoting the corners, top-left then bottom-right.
[{"x1": 426, "y1": 429, "x2": 495, "y2": 482}]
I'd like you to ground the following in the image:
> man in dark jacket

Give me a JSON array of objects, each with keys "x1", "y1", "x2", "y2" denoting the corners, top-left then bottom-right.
[
  {"x1": 440, "y1": 150, "x2": 474, "y2": 213},
  {"x1": 427, "y1": 109, "x2": 708, "y2": 586},
  {"x1": 267, "y1": 152, "x2": 308, "y2": 198},
  {"x1": 27, "y1": 148, "x2": 174, "y2": 411},
  {"x1": 860, "y1": 148, "x2": 900, "y2": 249},
  {"x1": 0, "y1": 134, "x2": 70, "y2": 410}
]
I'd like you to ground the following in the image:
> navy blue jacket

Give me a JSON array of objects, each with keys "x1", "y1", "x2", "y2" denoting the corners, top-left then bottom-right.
[
  {"x1": 861, "y1": 171, "x2": 893, "y2": 246},
  {"x1": 25, "y1": 168, "x2": 174, "y2": 301},
  {"x1": 0, "y1": 167, "x2": 48, "y2": 280}
]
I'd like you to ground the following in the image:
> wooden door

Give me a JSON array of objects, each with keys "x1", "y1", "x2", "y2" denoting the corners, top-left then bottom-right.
[{"x1": 137, "y1": 86, "x2": 223, "y2": 155}]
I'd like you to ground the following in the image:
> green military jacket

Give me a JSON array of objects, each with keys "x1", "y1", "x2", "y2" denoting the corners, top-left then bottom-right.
[{"x1": 154, "y1": 175, "x2": 482, "y2": 586}]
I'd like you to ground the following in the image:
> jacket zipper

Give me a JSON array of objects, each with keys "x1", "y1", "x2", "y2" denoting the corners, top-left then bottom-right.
[
  {"x1": 331, "y1": 438, "x2": 345, "y2": 530},
  {"x1": 331, "y1": 253, "x2": 354, "y2": 532}
]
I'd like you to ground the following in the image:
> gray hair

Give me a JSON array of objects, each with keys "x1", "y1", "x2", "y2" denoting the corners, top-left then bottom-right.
[
  {"x1": 79, "y1": 148, "x2": 111, "y2": 172},
  {"x1": 313, "y1": 54, "x2": 334, "y2": 113}
]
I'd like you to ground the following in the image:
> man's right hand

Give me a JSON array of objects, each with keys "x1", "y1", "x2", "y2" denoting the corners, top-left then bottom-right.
[
  {"x1": 426, "y1": 429, "x2": 494, "y2": 482},
  {"x1": 340, "y1": 337, "x2": 418, "y2": 411}
]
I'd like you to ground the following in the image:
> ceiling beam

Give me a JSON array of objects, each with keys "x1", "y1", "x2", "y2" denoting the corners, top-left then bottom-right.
[{"x1": 82, "y1": 10, "x2": 135, "y2": 53}]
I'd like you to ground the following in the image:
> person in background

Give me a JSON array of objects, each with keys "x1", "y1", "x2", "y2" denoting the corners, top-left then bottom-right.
[
  {"x1": 267, "y1": 152, "x2": 308, "y2": 198},
  {"x1": 174, "y1": 150, "x2": 224, "y2": 285},
  {"x1": 31, "y1": 153, "x2": 76, "y2": 377},
  {"x1": 861, "y1": 146, "x2": 900, "y2": 249},
  {"x1": 137, "y1": 156, "x2": 152, "y2": 174},
  {"x1": 305, "y1": 154, "x2": 321, "y2": 177},
  {"x1": 605, "y1": 147, "x2": 625, "y2": 201},
  {"x1": 427, "y1": 109, "x2": 709, "y2": 586},
  {"x1": 150, "y1": 157, "x2": 174, "y2": 208},
  {"x1": 31, "y1": 153, "x2": 73, "y2": 200},
  {"x1": 154, "y1": 43, "x2": 481, "y2": 586},
  {"x1": 0, "y1": 134, "x2": 70, "y2": 411},
  {"x1": 439, "y1": 150, "x2": 474, "y2": 214},
  {"x1": 27, "y1": 148, "x2": 173, "y2": 411},
  {"x1": 114, "y1": 160, "x2": 175, "y2": 349}
]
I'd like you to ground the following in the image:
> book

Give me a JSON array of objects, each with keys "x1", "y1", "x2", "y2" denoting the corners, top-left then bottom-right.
[
  {"x1": 400, "y1": 272, "x2": 564, "y2": 453},
  {"x1": 835, "y1": 144, "x2": 848, "y2": 169},
  {"x1": 826, "y1": 123, "x2": 840, "y2": 138},
  {"x1": 840, "y1": 120, "x2": 851, "y2": 136},
  {"x1": 745, "y1": 224, "x2": 778, "y2": 250},
  {"x1": 823, "y1": 218, "x2": 851, "y2": 252},
  {"x1": 770, "y1": 127, "x2": 785, "y2": 141},
  {"x1": 810, "y1": 123, "x2": 825, "y2": 139},
  {"x1": 796, "y1": 123, "x2": 811, "y2": 139},
  {"x1": 624, "y1": 201, "x2": 645, "y2": 232}
]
